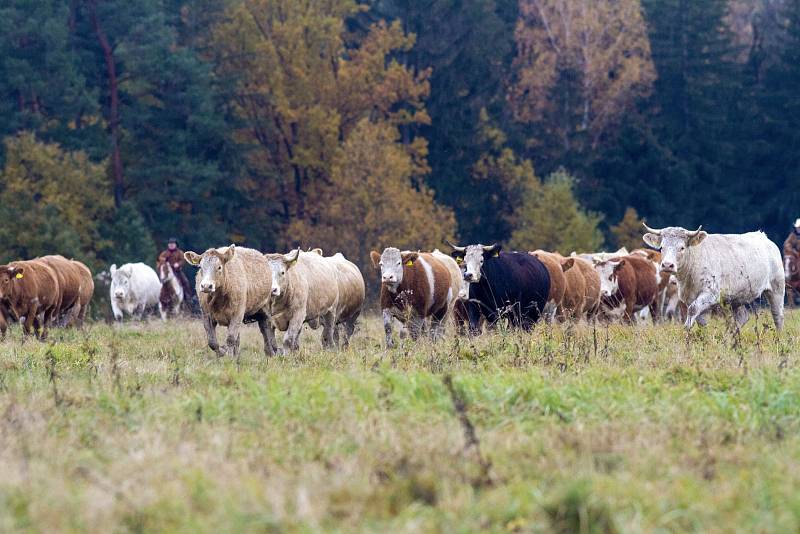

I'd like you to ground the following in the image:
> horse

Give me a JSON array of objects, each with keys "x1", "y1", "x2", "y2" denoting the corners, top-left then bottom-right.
[
  {"x1": 786, "y1": 253, "x2": 800, "y2": 307},
  {"x1": 157, "y1": 260, "x2": 184, "y2": 320}
]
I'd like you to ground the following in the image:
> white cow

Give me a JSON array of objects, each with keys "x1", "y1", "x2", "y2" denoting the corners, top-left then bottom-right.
[
  {"x1": 109, "y1": 263, "x2": 161, "y2": 321},
  {"x1": 643, "y1": 224, "x2": 784, "y2": 330}
]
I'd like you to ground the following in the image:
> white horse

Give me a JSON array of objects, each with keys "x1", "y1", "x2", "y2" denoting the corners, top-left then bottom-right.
[{"x1": 157, "y1": 261, "x2": 184, "y2": 320}]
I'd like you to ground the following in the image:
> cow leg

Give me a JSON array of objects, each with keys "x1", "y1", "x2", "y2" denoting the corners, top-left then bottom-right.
[
  {"x1": 382, "y1": 309, "x2": 394, "y2": 348},
  {"x1": 225, "y1": 321, "x2": 242, "y2": 358},
  {"x1": 732, "y1": 304, "x2": 750, "y2": 328},
  {"x1": 257, "y1": 315, "x2": 278, "y2": 357},
  {"x1": 341, "y1": 312, "x2": 359, "y2": 349},
  {"x1": 159, "y1": 303, "x2": 167, "y2": 321},
  {"x1": 685, "y1": 291, "x2": 719, "y2": 329},
  {"x1": 283, "y1": 314, "x2": 304, "y2": 353},
  {"x1": 321, "y1": 312, "x2": 336, "y2": 349},
  {"x1": 764, "y1": 287, "x2": 785, "y2": 331},
  {"x1": 649, "y1": 301, "x2": 659, "y2": 325},
  {"x1": 111, "y1": 300, "x2": 123, "y2": 322},
  {"x1": 203, "y1": 314, "x2": 224, "y2": 356},
  {"x1": 407, "y1": 316, "x2": 424, "y2": 340}
]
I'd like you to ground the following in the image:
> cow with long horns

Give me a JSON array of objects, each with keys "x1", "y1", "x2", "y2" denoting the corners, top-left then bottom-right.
[
  {"x1": 447, "y1": 241, "x2": 550, "y2": 330},
  {"x1": 642, "y1": 223, "x2": 785, "y2": 330}
]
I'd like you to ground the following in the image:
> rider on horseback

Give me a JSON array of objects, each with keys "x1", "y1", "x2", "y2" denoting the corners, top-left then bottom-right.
[
  {"x1": 157, "y1": 238, "x2": 197, "y2": 312},
  {"x1": 784, "y1": 220, "x2": 800, "y2": 306}
]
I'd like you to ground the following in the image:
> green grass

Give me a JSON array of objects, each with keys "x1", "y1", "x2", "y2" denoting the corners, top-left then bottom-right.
[{"x1": 0, "y1": 310, "x2": 799, "y2": 532}]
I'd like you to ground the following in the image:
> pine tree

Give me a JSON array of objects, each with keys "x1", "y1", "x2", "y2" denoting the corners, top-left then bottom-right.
[{"x1": 509, "y1": 169, "x2": 604, "y2": 254}]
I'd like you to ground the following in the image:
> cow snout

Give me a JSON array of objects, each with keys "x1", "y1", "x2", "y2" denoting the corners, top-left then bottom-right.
[
  {"x1": 271, "y1": 286, "x2": 281, "y2": 297},
  {"x1": 199, "y1": 282, "x2": 215, "y2": 293},
  {"x1": 463, "y1": 272, "x2": 474, "y2": 282},
  {"x1": 114, "y1": 290, "x2": 124, "y2": 299},
  {"x1": 382, "y1": 275, "x2": 396, "y2": 284},
  {"x1": 661, "y1": 261, "x2": 676, "y2": 273}
]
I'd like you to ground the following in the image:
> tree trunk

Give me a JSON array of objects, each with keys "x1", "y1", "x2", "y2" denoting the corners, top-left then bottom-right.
[{"x1": 89, "y1": 0, "x2": 124, "y2": 207}]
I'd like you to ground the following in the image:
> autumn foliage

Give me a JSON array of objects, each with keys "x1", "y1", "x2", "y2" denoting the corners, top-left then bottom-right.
[{"x1": 211, "y1": 0, "x2": 439, "y2": 263}]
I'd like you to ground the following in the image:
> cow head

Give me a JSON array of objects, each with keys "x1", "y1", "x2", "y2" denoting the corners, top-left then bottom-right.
[
  {"x1": 447, "y1": 241, "x2": 500, "y2": 283},
  {"x1": 0, "y1": 265, "x2": 23, "y2": 300},
  {"x1": 642, "y1": 223, "x2": 707, "y2": 275},
  {"x1": 371, "y1": 247, "x2": 419, "y2": 293},
  {"x1": 266, "y1": 248, "x2": 300, "y2": 297},
  {"x1": 185, "y1": 245, "x2": 236, "y2": 294},
  {"x1": 594, "y1": 259, "x2": 626, "y2": 298},
  {"x1": 110, "y1": 264, "x2": 133, "y2": 300}
]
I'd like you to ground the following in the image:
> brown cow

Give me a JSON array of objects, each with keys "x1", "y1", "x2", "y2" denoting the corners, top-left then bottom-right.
[
  {"x1": 38, "y1": 255, "x2": 93, "y2": 326},
  {"x1": 0, "y1": 260, "x2": 61, "y2": 339},
  {"x1": 568, "y1": 255, "x2": 601, "y2": 320},
  {"x1": 72, "y1": 260, "x2": 94, "y2": 326},
  {"x1": 530, "y1": 250, "x2": 566, "y2": 322},
  {"x1": 371, "y1": 248, "x2": 457, "y2": 347},
  {"x1": 594, "y1": 255, "x2": 658, "y2": 323},
  {"x1": 557, "y1": 256, "x2": 586, "y2": 320}
]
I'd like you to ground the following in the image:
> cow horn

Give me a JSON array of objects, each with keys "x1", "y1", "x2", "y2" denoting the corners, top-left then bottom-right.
[
  {"x1": 687, "y1": 225, "x2": 703, "y2": 237},
  {"x1": 482, "y1": 243, "x2": 499, "y2": 252},
  {"x1": 445, "y1": 239, "x2": 465, "y2": 252},
  {"x1": 642, "y1": 221, "x2": 663, "y2": 235}
]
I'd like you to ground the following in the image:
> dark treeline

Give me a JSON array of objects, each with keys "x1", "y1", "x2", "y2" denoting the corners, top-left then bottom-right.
[{"x1": 0, "y1": 0, "x2": 798, "y2": 273}]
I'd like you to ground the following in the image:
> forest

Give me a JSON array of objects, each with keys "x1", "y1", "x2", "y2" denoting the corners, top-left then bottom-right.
[{"x1": 1, "y1": 0, "x2": 798, "y2": 273}]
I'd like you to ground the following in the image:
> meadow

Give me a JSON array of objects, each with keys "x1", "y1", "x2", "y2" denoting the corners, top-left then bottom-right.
[{"x1": 0, "y1": 310, "x2": 799, "y2": 533}]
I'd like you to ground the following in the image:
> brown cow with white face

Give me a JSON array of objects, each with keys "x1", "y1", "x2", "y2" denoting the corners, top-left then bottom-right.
[
  {"x1": 371, "y1": 247, "x2": 457, "y2": 347},
  {"x1": 0, "y1": 260, "x2": 61, "y2": 339},
  {"x1": 594, "y1": 255, "x2": 658, "y2": 323}
]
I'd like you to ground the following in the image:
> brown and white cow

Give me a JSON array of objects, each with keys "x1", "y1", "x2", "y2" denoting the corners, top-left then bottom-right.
[
  {"x1": 370, "y1": 247, "x2": 458, "y2": 347},
  {"x1": 0, "y1": 260, "x2": 61, "y2": 339},
  {"x1": 185, "y1": 245, "x2": 276, "y2": 358},
  {"x1": 593, "y1": 255, "x2": 659, "y2": 323}
]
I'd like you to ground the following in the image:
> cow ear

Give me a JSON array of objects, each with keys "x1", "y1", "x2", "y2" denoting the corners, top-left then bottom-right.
[
  {"x1": 221, "y1": 244, "x2": 236, "y2": 264},
  {"x1": 485, "y1": 244, "x2": 502, "y2": 257},
  {"x1": 642, "y1": 233, "x2": 662, "y2": 249},
  {"x1": 9, "y1": 266, "x2": 23, "y2": 279},
  {"x1": 184, "y1": 252, "x2": 201, "y2": 266},
  {"x1": 450, "y1": 249, "x2": 465, "y2": 259},
  {"x1": 310, "y1": 248, "x2": 323, "y2": 256},
  {"x1": 689, "y1": 231, "x2": 707, "y2": 246},
  {"x1": 561, "y1": 258, "x2": 575, "y2": 272},
  {"x1": 110, "y1": 264, "x2": 117, "y2": 274},
  {"x1": 370, "y1": 250, "x2": 381, "y2": 269},
  {"x1": 613, "y1": 259, "x2": 626, "y2": 272},
  {"x1": 402, "y1": 252, "x2": 418, "y2": 266}
]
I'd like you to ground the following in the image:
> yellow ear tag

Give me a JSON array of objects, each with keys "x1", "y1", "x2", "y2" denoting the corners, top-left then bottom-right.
[
  {"x1": 455, "y1": 257, "x2": 462, "y2": 264},
  {"x1": 15, "y1": 273, "x2": 23, "y2": 279},
  {"x1": 405, "y1": 260, "x2": 414, "y2": 266},
  {"x1": 493, "y1": 252, "x2": 499, "y2": 257}
]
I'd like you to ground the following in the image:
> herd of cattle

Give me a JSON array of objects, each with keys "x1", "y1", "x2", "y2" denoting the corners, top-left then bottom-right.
[{"x1": 0, "y1": 224, "x2": 789, "y2": 355}]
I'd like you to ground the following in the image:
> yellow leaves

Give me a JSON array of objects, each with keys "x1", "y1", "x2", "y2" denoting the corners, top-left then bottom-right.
[
  {"x1": 611, "y1": 207, "x2": 646, "y2": 251},
  {"x1": 510, "y1": 0, "x2": 656, "y2": 145},
  {"x1": 211, "y1": 0, "x2": 437, "y2": 259},
  {"x1": 287, "y1": 118, "x2": 456, "y2": 273},
  {"x1": 0, "y1": 132, "x2": 113, "y2": 256}
]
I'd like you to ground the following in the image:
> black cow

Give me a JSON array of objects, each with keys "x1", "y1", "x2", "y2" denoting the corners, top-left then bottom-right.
[{"x1": 447, "y1": 242, "x2": 550, "y2": 331}]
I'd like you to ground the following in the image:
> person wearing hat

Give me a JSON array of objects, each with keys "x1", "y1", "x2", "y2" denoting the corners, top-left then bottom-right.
[
  {"x1": 784, "y1": 219, "x2": 800, "y2": 259},
  {"x1": 157, "y1": 237, "x2": 195, "y2": 307}
]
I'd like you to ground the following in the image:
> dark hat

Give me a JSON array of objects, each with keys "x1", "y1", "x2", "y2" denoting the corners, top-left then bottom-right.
[{"x1": 168, "y1": 237, "x2": 178, "y2": 244}]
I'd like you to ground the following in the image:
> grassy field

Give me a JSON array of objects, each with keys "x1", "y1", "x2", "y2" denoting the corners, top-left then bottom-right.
[{"x1": 0, "y1": 310, "x2": 799, "y2": 533}]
